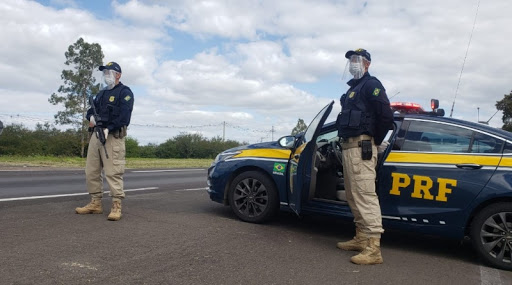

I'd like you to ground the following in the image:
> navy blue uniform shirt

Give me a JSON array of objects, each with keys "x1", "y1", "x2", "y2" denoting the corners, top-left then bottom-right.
[
  {"x1": 346, "y1": 72, "x2": 393, "y2": 145},
  {"x1": 87, "y1": 82, "x2": 134, "y2": 132}
]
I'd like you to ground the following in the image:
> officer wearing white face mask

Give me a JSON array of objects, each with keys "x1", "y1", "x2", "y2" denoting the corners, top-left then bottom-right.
[
  {"x1": 76, "y1": 61, "x2": 134, "y2": 221},
  {"x1": 336, "y1": 49, "x2": 393, "y2": 265}
]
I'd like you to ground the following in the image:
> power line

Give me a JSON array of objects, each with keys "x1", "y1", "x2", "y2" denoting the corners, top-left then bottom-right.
[
  {"x1": 0, "y1": 113, "x2": 277, "y2": 135},
  {"x1": 0, "y1": 113, "x2": 52, "y2": 123},
  {"x1": 130, "y1": 123, "x2": 223, "y2": 129}
]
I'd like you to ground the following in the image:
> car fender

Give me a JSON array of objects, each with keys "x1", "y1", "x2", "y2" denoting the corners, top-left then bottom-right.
[{"x1": 220, "y1": 159, "x2": 289, "y2": 205}]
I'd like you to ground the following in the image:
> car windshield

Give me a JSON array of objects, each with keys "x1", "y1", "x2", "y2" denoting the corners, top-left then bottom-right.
[{"x1": 303, "y1": 103, "x2": 332, "y2": 143}]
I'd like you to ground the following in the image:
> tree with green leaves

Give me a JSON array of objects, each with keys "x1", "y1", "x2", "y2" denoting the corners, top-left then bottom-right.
[
  {"x1": 291, "y1": 118, "x2": 308, "y2": 135},
  {"x1": 49, "y1": 37, "x2": 104, "y2": 157},
  {"x1": 495, "y1": 90, "x2": 512, "y2": 132}
]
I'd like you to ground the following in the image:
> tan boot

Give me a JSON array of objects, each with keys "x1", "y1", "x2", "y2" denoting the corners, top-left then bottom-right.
[
  {"x1": 75, "y1": 198, "x2": 103, "y2": 214},
  {"x1": 107, "y1": 200, "x2": 122, "y2": 221},
  {"x1": 337, "y1": 229, "x2": 367, "y2": 251},
  {"x1": 350, "y1": 237, "x2": 383, "y2": 265}
]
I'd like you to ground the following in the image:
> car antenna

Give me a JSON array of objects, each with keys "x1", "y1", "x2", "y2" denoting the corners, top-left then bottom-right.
[
  {"x1": 483, "y1": 110, "x2": 499, "y2": 125},
  {"x1": 449, "y1": 0, "x2": 480, "y2": 117},
  {"x1": 389, "y1": 91, "x2": 400, "y2": 100}
]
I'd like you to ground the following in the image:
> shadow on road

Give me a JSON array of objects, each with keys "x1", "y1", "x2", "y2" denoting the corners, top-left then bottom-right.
[{"x1": 209, "y1": 204, "x2": 481, "y2": 268}]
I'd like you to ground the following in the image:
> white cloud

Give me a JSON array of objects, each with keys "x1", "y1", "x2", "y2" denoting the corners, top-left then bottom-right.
[
  {"x1": 1, "y1": 0, "x2": 511, "y2": 146},
  {"x1": 166, "y1": 0, "x2": 268, "y2": 39},
  {"x1": 113, "y1": 0, "x2": 171, "y2": 26}
]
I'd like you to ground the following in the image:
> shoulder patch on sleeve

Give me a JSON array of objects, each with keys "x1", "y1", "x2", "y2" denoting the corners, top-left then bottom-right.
[
  {"x1": 373, "y1": 88, "x2": 381, "y2": 96},
  {"x1": 124, "y1": 95, "x2": 132, "y2": 101}
]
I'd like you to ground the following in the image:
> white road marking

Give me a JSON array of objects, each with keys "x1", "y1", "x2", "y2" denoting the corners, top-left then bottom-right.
[
  {"x1": 0, "y1": 187, "x2": 159, "y2": 202},
  {"x1": 123, "y1": 187, "x2": 159, "y2": 193},
  {"x1": 480, "y1": 265, "x2": 503, "y2": 285},
  {"x1": 176, "y1": 187, "x2": 208, "y2": 192},
  {"x1": 131, "y1": 169, "x2": 205, "y2": 173},
  {"x1": 0, "y1": 170, "x2": 37, "y2": 172},
  {"x1": 0, "y1": 168, "x2": 82, "y2": 172}
]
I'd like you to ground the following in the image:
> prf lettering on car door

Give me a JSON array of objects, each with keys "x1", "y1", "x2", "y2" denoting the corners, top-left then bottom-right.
[{"x1": 389, "y1": 172, "x2": 457, "y2": 202}]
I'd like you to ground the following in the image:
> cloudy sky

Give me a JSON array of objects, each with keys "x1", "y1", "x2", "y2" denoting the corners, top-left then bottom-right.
[{"x1": 1, "y1": 0, "x2": 511, "y2": 145}]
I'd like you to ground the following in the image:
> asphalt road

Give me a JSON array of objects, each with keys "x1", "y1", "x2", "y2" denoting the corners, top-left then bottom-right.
[
  {"x1": 1, "y1": 168, "x2": 511, "y2": 285},
  {"x1": 0, "y1": 167, "x2": 206, "y2": 199}
]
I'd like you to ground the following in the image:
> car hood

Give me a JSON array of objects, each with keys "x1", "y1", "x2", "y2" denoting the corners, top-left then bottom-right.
[
  {"x1": 219, "y1": 140, "x2": 292, "y2": 161},
  {"x1": 224, "y1": 141, "x2": 283, "y2": 152}
]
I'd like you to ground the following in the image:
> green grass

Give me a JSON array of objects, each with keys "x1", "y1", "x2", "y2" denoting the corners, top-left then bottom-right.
[{"x1": 0, "y1": 155, "x2": 213, "y2": 169}]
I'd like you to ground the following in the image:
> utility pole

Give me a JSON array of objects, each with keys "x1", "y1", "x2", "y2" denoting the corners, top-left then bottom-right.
[
  {"x1": 477, "y1": 107, "x2": 480, "y2": 122},
  {"x1": 271, "y1": 125, "x2": 274, "y2": 141}
]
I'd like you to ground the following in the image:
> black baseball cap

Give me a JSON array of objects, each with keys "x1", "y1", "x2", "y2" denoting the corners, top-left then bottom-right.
[
  {"x1": 99, "y1": 62, "x2": 122, "y2": 73},
  {"x1": 345, "y1": 48, "x2": 371, "y2": 62}
]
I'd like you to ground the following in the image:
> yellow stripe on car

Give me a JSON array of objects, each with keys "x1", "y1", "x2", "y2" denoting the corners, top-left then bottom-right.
[
  {"x1": 497, "y1": 157, "x2": 512, "y2": 167},
  {"x1": 233, "y1": 149, "x2": 291, "y2": 159},
  {"x1": 386, "y1": 152, "x2": 501, "y2": 166}
]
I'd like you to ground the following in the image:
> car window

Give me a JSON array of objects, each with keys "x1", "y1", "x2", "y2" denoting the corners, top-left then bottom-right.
[
  {"x1": 316, "y1": 130, "x2": 338, "y2": 143},
  {"x1": 303, "y1": 103, "x2": 332, "y2": 143},
  {"x1": 504, "y1": 142, "x2": 512, "y2": 154},
  {"x1": 470, "y1": 132, "x2": 504, "y2": 154},
  {"x1": 402, "y1": 120, "x2": 472, "y2": 153}
]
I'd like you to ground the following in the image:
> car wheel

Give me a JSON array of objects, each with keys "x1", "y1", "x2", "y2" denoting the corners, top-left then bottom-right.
[
  {"x1": 470, "y1": 203, "x2": 512, "y2": 270},
  {"x1": 228, "y1": 171, "x2": 279, "y2": 223}
]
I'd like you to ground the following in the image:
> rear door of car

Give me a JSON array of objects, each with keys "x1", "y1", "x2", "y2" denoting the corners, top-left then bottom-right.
[
  {"x1": 378, "y1": 118, "x2": 503, "y2": 226},
  {"x1": 288, "y1": 101, "x2": 333, "y2": 214}
]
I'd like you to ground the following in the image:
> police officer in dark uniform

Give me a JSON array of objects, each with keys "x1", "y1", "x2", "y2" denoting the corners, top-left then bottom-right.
[
  {"x1": 336, "y1": 49, "x2": 393, "y2": 264},
  {"x1": 76, "y1": 61, "x2": 134, "y2": 221}
]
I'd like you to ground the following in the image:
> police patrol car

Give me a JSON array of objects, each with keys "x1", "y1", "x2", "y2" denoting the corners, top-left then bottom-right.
[{"x1": 207, "y1": 100, "x2": 512, "y2": 270}]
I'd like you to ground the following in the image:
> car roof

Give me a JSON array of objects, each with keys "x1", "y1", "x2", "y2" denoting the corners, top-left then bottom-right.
[
  {"x1": 323, "y1": 114, "x2": 512, "y2": 141},
  {"x1": 396, "y1": 113, "x2": 512, "y2": 140}
]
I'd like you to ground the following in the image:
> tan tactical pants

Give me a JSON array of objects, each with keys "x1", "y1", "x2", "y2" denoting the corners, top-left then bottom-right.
[
  {"x1": 85, "y1": 132, "x2": 126, "y2": 201},
  {"x1": 342, "y1": 135, "x2": 384, "y2": 238}
]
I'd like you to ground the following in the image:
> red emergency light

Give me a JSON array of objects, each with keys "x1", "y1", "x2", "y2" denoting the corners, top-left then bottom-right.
[
  {"x1": 390, "y1": 102, "x2": 424, "y2": 114},
  {"x1": 390, "y1": 99, "x2": 445, "y2": 116}
]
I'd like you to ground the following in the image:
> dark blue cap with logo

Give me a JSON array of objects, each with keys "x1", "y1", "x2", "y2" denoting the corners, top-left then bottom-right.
[
  {"x1": 99, "y1": 62, "x2": 122, "y2": 73},
  {"x1": 345, "y1": 48, "x2": 371, "y2": 62}
]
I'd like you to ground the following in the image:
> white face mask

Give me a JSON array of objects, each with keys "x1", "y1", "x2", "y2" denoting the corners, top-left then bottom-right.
[
  {"x1": 348, "y1": 55, "x2": 365, "y2": 79},
  {"x1": 349, "y1": 62, "x2": 363, "y2": 78},
  {"x1": 103, "y1": 70, "x2": 116, "y2": 89}
]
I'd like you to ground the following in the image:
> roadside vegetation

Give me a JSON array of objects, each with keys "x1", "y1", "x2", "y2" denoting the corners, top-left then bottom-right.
[
  {"x1": 0, "y1": 155, "x2": 213, "y2": 169},
  {"x1": 0, "y1": 123, "x2": 241, "y2": 168}
]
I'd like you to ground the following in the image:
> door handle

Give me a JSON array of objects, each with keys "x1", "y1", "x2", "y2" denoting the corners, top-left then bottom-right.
[{"x1": 456, "y1": 163, "x2": 483, "y2": 169}]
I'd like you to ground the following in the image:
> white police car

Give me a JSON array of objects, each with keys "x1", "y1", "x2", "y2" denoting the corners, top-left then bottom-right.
[{"x1": 208, "y1": 100, "x2": 512, "y2": 270}]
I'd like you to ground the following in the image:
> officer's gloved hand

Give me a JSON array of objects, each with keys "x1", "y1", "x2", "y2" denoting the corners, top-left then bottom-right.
[
  {"x1": 89, "y1": 116, "x2": 96, "y2": 127},
  {"x1": 103, "y1": 128, "x2": 109, "y2": 140},
  {"x1": 377, "y1": 141, "x2": 390, "y2": 153}
]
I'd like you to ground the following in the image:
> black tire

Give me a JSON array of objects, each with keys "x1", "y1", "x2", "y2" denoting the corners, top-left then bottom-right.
[
  {"x1": 470, "y1": 203, "x2": 512, "y2": 270},
  {"x1": 228, "y1": 171, "x2": 279, "y2": 223}
]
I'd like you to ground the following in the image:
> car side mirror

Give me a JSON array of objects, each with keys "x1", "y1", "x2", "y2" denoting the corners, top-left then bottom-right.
[{"x1": 278, "y1": 135, "x2": 296, "y2": 149}]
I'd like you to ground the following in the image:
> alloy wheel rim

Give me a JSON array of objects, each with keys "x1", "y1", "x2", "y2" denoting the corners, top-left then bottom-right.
[
  {"x1": 233, "y1": 178, "x2": 268, "y2": 218},
  {"x1": 480, "y1": 212, "x2": 512, "y2": 264}
]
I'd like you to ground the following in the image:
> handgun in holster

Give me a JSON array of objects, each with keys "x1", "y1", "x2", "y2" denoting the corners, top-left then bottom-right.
[{"x1": 360, "y1": 140, "x2": 372, "y2": 160}]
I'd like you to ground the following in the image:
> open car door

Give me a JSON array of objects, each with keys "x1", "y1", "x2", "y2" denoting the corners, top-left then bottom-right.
[{"x1": 288, "y1": 101, "x2": 334, "y2": 215}]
